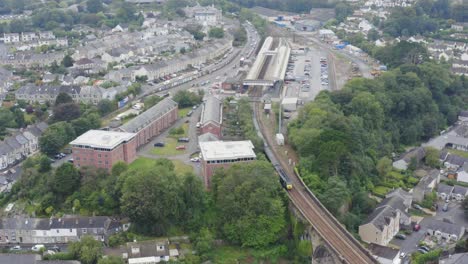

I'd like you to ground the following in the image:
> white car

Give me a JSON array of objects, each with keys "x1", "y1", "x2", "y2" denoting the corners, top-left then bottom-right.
[
  {"x1": 190, "y1": 157, "x2": 200, "y2": 162},
  {"x1": 31, "y1": 244, "x2": 46, "y2": 252}
]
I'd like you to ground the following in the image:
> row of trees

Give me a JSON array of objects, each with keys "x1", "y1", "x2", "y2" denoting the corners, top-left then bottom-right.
[{"x1": 288, "y1": 62, "x2": 468, "y2": 231}]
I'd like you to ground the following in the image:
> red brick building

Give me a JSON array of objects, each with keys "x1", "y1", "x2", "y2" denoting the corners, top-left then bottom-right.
[
  {"x1": 70, "y1": 130, "x2": 137, "y2": 171},
  {"x1": 199, "y1": 140, "x2": 256, "y2": 188},
  {"x1": 118, "y1": 97, "x2": 178, "y2": 148},
  {"x1": 200, "y1": 96, "x2": 222, "y2": 139}
]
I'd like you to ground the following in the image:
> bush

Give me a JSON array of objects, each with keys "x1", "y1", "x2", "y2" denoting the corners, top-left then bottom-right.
[{"x1": 169, "y1": 127, "x2": 184, "y2": 136}]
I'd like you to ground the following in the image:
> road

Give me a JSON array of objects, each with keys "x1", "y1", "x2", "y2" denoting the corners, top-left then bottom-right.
[
  {"x1": 147, "y1": 23, "x2": 260, "y2": 97},
  {"x1": 253, "y1": 99, "x2": 377, "y2": 264}
]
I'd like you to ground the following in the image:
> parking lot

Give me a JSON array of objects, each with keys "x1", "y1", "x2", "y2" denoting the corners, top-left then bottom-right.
[{"x1": 284, "y1": 46, "x2": 329, "y2": 102}]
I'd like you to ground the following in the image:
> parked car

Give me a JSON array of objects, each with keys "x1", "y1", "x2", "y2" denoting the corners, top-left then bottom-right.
[
  {"x1": 442, "y1": 202, "x2": 448, "y2": 212},
  {"x1": 10, "y1": 245, "x2": 21, "y2": 251},
  {"x1": 395, "y1": 234, "x2": 406, "y2": 240},
  {"x1": 414, "y1": 204, "x2": 423, "y2": 210},
  {"x1": 176, "y1": 145, "x2": 186, "y2": 150},
  {"x1": 190, "y1": 157, "x2": 200, "y2": 162},
  {"x1": 418, "y1": 248, "x2": 428, "y2": 254},
  {"x1": 400, "y1": 252, "x2": 406, "y2": 258},
  {"x1": 178, "y1": 138, "x2": 190, "y2": 143},
  {"x1": 419, "y1": 246, "x2": 430, "y2": 252},
  {"x1": 154, "y1": 142, "x2": 165, "y2": 147},
  {"x1": 50, "y1": 245, "x2": 61, "y2": 252},
  {"x1": 413, "y1": 224, "x2": 421, "y2": 231},
  {"x1": 31, "y1": 245, "x2": 46, "y2": 252},
  {"x1": 67, "y1": 158, "x2": 74, "y2": 164}
]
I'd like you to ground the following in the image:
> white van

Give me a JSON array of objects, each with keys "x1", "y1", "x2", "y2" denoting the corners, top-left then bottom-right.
[{"x1": 31, "y1": 244, "x2": 45, "y2": 252}]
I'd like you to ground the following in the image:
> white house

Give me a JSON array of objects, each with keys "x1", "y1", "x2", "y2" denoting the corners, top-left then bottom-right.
[{"x1": 425, "y1": 219, "x2": 465, "y2": 242}]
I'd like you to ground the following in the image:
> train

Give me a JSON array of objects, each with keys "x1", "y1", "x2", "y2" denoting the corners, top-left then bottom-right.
[{"x1": 264, "y1": 144, "x2": 293, "y2": 190}]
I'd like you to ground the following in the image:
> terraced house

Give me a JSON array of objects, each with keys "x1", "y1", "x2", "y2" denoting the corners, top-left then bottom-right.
[{"x1": 0, "y1": 216, "x2": 123, "y2": 244}]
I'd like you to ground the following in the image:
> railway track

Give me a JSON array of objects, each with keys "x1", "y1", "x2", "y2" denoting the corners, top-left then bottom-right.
[{"x1": 253, "y1": 101, "x2": 377, "y2": 264}]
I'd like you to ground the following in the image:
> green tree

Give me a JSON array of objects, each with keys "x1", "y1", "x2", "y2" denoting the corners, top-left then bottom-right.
[
  {"x1": 172, "y1": 90, "x2": 203, "y2": 108},
  {"x1": 208, "y1": 27, "x2": 224, "y2": 38},
  {"x1": 335, "y1": 2, "x2": 353, "y2": 22},
  {"x1": 69, "y1": 236, "x2": 103, "y2": 264},
  {"x1": 97, "y1": 256, "x2": 125, "y2": 264},
  {"x1": 424, "y1": 147, "x2": 440, "y2": 168},
  {"x1": 62, "y1": 55, "x2": 74, "y2": 68},
  {"x1": 86, "y1": 0, "x2": 104, "y2": 13},
  {"x1": 53, "y1": 102, "x2": 81, "y2": 122},
  {"x1": 55, "y1": 92, "x2": 74, "y2": 106},
  {"x1": 39, "y1": 121, "x2": 76, "y2": 155},
  {"x1": 52, "y1": 163, "x2": 80, "y2": 198},
  {"x1": 0, "y1": 108, "x2": 17, "y2": 134},
  {"x1": 38, "y1": 155, "x2": 52, "y2": 172},
  {"x1": 212, "y1": 161, "x2": 286, "y2": 248},
  {"x1": 97, "y1": 99, "x2": 116, "y2": 116},
  {"x1": 194, "y1": 228, "x2": 214, "y2": 256},
  {"x1": 121, "y1": 165, "x2": 183, "y2": 235},
  {"x1": 376, "y1": 157, "x2": 392, "y2": 179}
]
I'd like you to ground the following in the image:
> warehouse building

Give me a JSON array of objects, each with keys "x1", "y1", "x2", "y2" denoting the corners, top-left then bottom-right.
[
  {"x1": 200, "y1": 96, "x2": 223, "y2": 139},
  {"x1": 199, "y1": 140, "x2": 256, "y2": 188}
]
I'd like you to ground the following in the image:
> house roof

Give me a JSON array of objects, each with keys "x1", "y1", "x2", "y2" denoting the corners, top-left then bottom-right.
[
  {"x1": 0, "y1": 254, "x2": 39, "y2": 264},
  {"x1": 0, "y1": 217, "x2": 50, "y2": 230},
  {"x1": 452, "y1": 185, "x2": 468, "y2": 196},
  {"x1": 198, "y1": 132, "x2": 219, "y2": 142},
  {"x1": 362, "y1": 206, "x2": 398, "y2": 231},
  {"x1": 126, "y1": 239, "x2": 170, "y2": 258},
  {"x1": 379, "y1": 196, "x2": 407, "y2": 213},
  {"x1": 445, "y1": 154, "x2": 468, "y2": 167},
  {"x1": 119, "y1": 97, "x2": 178, "y2": 133},
  {"x1": 0, "y1": 142, "x2": 13, "y2": 155},
  {"x1": 5, "y1": 137, "x2": 21, "y2": 149},
  {"x1": 426, "y1": 219, "x2": 465, "y2": 236},
  {"x1": 385, "y1": 188, "x2": 411, "y2": 201},
  {"x1": 201, "y1": 96, "x2": 222, "y2": 125},
  {"x1": 439, "y1": 253, "x2": 468, "y2": 264},
  {"x1": 16, "y1": 85, "x2": 81, "y2": 97},
  {"x1": 15, "y1": 134, "x2": 29, "y2": 145},
  {"x1": 49, "y1": 216, "x2": 112, "y2": 229},
  {"x1": 368, "y1": 243, "x2": 399, "y2": 260},
  {"x1": 437, "y1": 184, "x2": 454, "y2": 194}
]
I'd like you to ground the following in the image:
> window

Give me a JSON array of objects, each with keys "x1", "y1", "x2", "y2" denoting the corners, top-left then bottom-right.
[
  {"x1": 56, "y1": 230, "x2": 59, "y2": 233},
  {"x1": 82, "y1": 229, "x2": 87, "y2": 234},
  {"x1": 70, "y1": 229, "x2": 72, "y2": 232}
]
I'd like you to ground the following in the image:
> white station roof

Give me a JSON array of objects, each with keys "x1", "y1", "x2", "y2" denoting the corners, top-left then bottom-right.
[{"x1": 199, "y1": 140, "x2": 256, "y2": 161}]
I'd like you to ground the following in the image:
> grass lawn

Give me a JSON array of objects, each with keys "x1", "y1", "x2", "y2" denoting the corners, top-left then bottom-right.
[
  {"x1": 129, "y1": 157, "x2": 157, "y2": 170},
  {"x1": 372, "y1": 185, "x2": 390, "y2": 197},
  {"x1": 448, "y1": 149, "x2": 468, "y2": 159},
  {"x1": 178, "y1": 107, "x2": 191, "y2": 118},
  {"x1": 172, "y1": 159, "x2": 193, "y2": 176},
  {"x1": 388, "y1": 171, "x2": 404, "y2": 180},
  {"x1": 169, "y1": 123, "x2": 189, "y2": 138},
  {"x1": 24, "y1": 113, "x2": 35, "y2": 123},
  {"x1": 151, "y1": 138, "x2": 187, "y2": 156}
]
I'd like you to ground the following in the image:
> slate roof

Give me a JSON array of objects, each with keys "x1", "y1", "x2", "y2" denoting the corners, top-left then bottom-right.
[
  {"x1": 126, "y1": 239, "x2": 170, "y2": 258},
  {"x1": 201, "y1": 96, "x2": 222, "y2": 125},
  {"x1": 16, "y1": 85, "x2": 81, "y2": 97},
  {"x1": 437, "y1": 184, "x2": 454, "y2": 194},
  {"x1": 439, "y1": 253, "x2": 468, "y2": 264},
  {"x1": 198, "y1": 132, "x2": 219, "y2": 142},
  {"x1": 362, "y1": 206, "x2": 398, "y2": 231},
  {"x1": 50, "y1": 216, "x2": 111, "y2": 229},
  {"x1": 0, "y1": 142, "x2": 13, "y2": 155},
  {"x1": 425, "y1": 219, "x2": 465, "y2": 237},
  {"x1": 0, "y1": 217, "x2": 50, "y2": 230},
  {"x1": 5, "y1": 137, "x2": 21, "y2": 150},
  {"x1": 0, "y1": 254, "x2": 39, "y2": 264},
  {"x1": 379, "y1": 196, "x2": 407, "y2": 213},
  {"x1": 15, "y1": 134, "x2": 29, "y2": 145},
  {"x1": 452, "y1": 185, "x2": 468, "y2": 196},
  {"x1": 445, "y1": 154, "x2": 468, "y2": 167},
  {"x1": 36, "y1": 122, "x2": 48, "y2": 132},
  {"x1": 368, "y1": 243, "x2": 399, "y2": 260},
  {"x1": 119, "y1": 97, "x2": 178, "y2": 133}
]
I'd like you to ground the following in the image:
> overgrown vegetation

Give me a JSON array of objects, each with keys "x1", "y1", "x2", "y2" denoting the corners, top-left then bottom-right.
[{"x1": 289, "y1": 62, "x2": 468, "y2": 232}]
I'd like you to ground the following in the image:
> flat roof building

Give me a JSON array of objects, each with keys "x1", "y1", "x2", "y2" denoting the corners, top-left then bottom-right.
[
  {"x1": 199, "y1": 140, "x2": 256, "y2": 188},
  {"x1": 70, "y1": 130, "x2": 137, "y2": 170}
]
